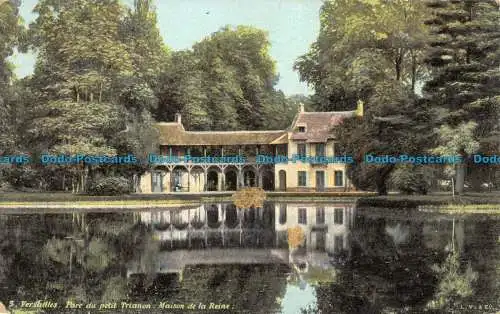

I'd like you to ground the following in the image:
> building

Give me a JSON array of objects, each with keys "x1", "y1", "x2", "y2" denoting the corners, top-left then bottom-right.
[
  {"x1": 139, "y1": 103, "x2": 362, "y2": 193},
  {"x1": 127, "y1": 202, "x2": 355, "y2": 277}
]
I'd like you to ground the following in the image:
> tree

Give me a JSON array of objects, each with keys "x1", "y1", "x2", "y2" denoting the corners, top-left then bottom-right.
[
  {"x1": 431, "y1": 122, "x2": 480, "y2": 194},
  {"x1": 295, "y1": 0, "x2": 433, "y2": 194},
  {"x1": 295, "y1": 0, "x2": 430, "y2": 111},
  {"x1": 0, "y1": 0, "x2": 24, "y2": 154},
  {"x1": 120, "y1": 0, "x2": 169, "y2": 89},
  {"x1": 23, "y1": 0, "x2": 164, "y2": 192},
  {"x1": 335, "y1": 82, "x2": 433, "y2": 195},
  {"x1": 424, "y1": 0, "x2": 500, "y2": 192},
  {"x1": 157, "y1": 25, "x2": 289, "y2": 131}
]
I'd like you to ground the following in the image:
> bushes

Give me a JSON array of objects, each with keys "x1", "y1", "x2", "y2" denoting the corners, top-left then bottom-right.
[
  {"x1": 390, "y1": 165, "x2": 433, "y2": 195},
  {"x1": 87, "y1": 176, "x2": 132, "y2": 196}
]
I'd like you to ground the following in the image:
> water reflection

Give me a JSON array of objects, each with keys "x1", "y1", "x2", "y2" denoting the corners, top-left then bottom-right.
[{"x1": 0, "y1": 203, "x2": 498, "y2": 313}]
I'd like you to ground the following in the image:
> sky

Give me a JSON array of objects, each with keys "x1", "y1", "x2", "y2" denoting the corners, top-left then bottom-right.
[{"x1": 10, "y1": 0, "x2": 323, "y2": 95}]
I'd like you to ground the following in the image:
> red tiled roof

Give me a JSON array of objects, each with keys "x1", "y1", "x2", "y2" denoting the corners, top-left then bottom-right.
[{"x1": 290, "y1": 111, "x2": 354, "y2": 142}]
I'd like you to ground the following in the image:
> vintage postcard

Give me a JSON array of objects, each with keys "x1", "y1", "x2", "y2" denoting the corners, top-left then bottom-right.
[{"x1": 0, "y1": 0, "x2": 499, "y2": 313}]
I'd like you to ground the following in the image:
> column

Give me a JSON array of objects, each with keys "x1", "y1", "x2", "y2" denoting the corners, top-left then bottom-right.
[
  {"x1": 221, "y1": 146, "x2": 224, "y2": 157},
  {"x1": 187, "y1": 168, "x2": 191, "y2": 192},
  {"x1": 218, "y1": 204, "x2": 223, "y2": 224},
  {"x1": 237, "y1": 167, "x2": 243, "y2": 190},
  {"x1": 203, "y1": 146, "x2": 207, "y2": 157},
  {"x1": 221, "y1": 172, "x2": 226, "y2": 191},
  {"x1": 217, "y1": 168, "x2": 222, "y2": 191},
  {"x1": 204, "y1": 204, "x2": 208, "y2": 247},
  {"x1": 204, "y1": 169, "x2": 208, "y2": 191}
]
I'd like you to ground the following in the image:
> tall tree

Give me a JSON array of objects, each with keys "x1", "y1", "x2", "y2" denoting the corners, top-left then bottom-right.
[
  {"x1": 0, "y1": 0, "x2": 23, "y2": 153},
  {"x1": 157, "y1": 25, "x2": 288, "y2": 131},
  {"x1": 424, "y1": 0, "x2": 500, "y2": 193},
  {"x1": 120, "y1": 0, "x2": 169, "y2": 89},
  {"x1": 296, "y1": 0, "x2": 432, "y2": 194},
  {"x1": 25, "y1": 0, "x2": 164, "y2": 192},
  {"x1": 295, "y1": 0, "x2": 429, "y2": 111}
]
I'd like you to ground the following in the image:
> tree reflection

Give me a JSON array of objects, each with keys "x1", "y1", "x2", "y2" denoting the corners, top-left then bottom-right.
[
  {"x1": 426, "y1": 218, "x2": 478, "y2": 310},
  {"x1": 426, "y1": 251, "x2": 478, "y2": 310}
]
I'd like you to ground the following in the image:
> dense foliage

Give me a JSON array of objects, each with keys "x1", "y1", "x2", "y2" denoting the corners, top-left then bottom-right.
[{"x1": 296, "y1": 0, "x2": 500, "y2": 195}]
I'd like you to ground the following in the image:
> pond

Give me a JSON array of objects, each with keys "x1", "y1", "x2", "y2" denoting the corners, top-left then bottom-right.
[{"x1": 0, "y1": 202, "x2": 498, "y2": 313}]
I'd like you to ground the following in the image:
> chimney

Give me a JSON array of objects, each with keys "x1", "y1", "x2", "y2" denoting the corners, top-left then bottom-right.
[
  {"x1": 175, "y1": 113, "x2": 182, "y2": 124},
  {"x1": 299, "y1": 103, "x2": 305, "y2": 113},
  {"x1": 355, "y1": 100, "x2": 364, "y2": 117}
]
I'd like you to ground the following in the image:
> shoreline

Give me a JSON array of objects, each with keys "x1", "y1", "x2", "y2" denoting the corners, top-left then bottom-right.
[{"x1": 0, "y1": 192, "x2": 500, "y2": 214}]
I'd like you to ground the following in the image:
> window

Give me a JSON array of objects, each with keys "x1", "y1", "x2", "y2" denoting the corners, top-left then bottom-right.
[
  {"x1": 316, "y1": 207, "x2": 325, "y2": 224},
  {"x1": 279, "y1": 204, "x2": 287, "y2": 224},
  {"x1": 316, "y1": 232, "x2": 326, "y2": 251},
  {"x1": 298, "y1": 126, "x2": 306, "y2": 133},
  {"x1": 297, "y1": 143, "x2": 306, "y2": 156},
  {"x1": 298, "y1": 208, "x2": 307, "y2": 224},
  {"x1": 316, "y1": 143, "x2": 325, "y2": 157},
  {"x1": 334, "y1": 208, "x2": 344, "y2": 225},
  {"x1": 334, "y1": 170, "x2": 343, "y2": 186},
  {"x1": 298, "y1": 171, "x2": 307, "y2": 186}
]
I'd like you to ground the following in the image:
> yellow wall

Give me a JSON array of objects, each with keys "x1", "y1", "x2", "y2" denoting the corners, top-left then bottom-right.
[{"x1": 276, "y1": 139, "x2": 349, "y2": 191}]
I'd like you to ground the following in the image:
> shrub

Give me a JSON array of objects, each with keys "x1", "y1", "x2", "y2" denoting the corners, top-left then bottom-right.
[
  {"x1": 232, "y1": 187, "x2": 266, "y2": 209},
  {"x1": 87, "y1": 176, "x2": 132, "y2": 196},
  {"x1": 390, "y1": 165, "x2": 433, "y2": 195}
]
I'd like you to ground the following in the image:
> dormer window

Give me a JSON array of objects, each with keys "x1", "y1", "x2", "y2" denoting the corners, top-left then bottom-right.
[{"x1": 298, "y1": 126, "x2": 306, "y2": 133}]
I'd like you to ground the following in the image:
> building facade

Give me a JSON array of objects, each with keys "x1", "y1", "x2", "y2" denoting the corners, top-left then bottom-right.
[
  {"x1": 127, "y1": 202, "x2": 355, "y2": 277},
  {"x1": 139, "y1": 103, "x2": 362, "y2": 193}
]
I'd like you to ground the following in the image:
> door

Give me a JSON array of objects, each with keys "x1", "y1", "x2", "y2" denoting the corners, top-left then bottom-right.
[
  {"x1": 316, "y1": 171, "x2": 325, "y2": 191},
  {"x1": 151, "y1": 171, "x2": 163, "y2": 192},
  {"x1": 279, "y1": 170, "x2": 286, "y2": 191}
]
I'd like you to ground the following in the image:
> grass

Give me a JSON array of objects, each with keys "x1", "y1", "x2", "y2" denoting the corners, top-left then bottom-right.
[
  {"x1": 0, "y1": 199, "x2": 202, "y2": 206},
  {"x1": 431, "y1": 204, "x2": 500, "y2": 215}
]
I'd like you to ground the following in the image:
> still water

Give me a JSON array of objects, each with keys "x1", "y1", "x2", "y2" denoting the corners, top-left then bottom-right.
[{"x1": 0, "y1": 202, "x2": 498, "y2": 313}]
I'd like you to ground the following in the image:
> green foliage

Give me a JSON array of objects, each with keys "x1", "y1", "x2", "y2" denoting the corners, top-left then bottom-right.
[
  {"x1": 87, "y1": 176, "x2": 132, "y2": 196},
  {"x1": 424, "y1": 0, "x2": 500, "y2": 191},
  {"x1": 84, "y1": 238, "x2": 115, "y2": 272},
  {"x1": 0, "y1": 0, "x2": 23, "y2": 83},
  {"x1": 295, "y1": 0, "x2": 429, "y2": 110},
  {"x1": 2, "y1": 166, "x2": 39, "y2": 188},
  {"x1": 427, "y1": 251, "x2": 478, "y2": 309},
  {"x1": 390, "y1": 164, "x2": 432, "y2": 195},
  {"x1": 120, "y1": 0, "x2": 169, "y2": 87},
  {"x1": 336, "y1": 81, "x2": 433, "y2": 194},
  {"x1": 157, "y1": 25, "x2": 290, "y2": 130},
  {"x1": 431, "y1": 122, "x2": 480, "y2": 156}
]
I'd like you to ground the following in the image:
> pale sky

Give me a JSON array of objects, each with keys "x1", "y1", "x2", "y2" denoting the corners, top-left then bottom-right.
[{"x1": 10, "y1": 0, "x2": 322, "y2": 95}]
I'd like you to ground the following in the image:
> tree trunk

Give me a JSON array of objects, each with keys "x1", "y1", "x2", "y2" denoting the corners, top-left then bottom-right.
[
  {"x1": 455, "y1": 163, "x2": 465, "y2": 194},
  {"x1": 99, "y1": 81, "x2": 103, "y2": 103},
  {"x1": 395, "y1": 48, "x2": 404, "y2": 81},
  {"x1": 410, "y1": 50, "x2": 417, "y2": 93},
  {"x1": 376, "y1": 165, "x2": 395, "y2": 196}
]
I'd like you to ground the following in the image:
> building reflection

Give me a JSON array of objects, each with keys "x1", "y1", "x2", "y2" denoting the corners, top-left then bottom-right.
[{"x1": 127, "y1": 202, "x2": 356, "y2": 278}]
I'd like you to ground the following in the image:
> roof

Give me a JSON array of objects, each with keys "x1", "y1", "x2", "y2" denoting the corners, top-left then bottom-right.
[
  {"x1": 289, "y1": 111, "x2": 355, "y2": 143},
  {"x1": 155, "y1": 108, "x2": 356, "y2": 146},
  {"x1": 156, "y1": 123, "x2": 286, "y2": 146}
]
